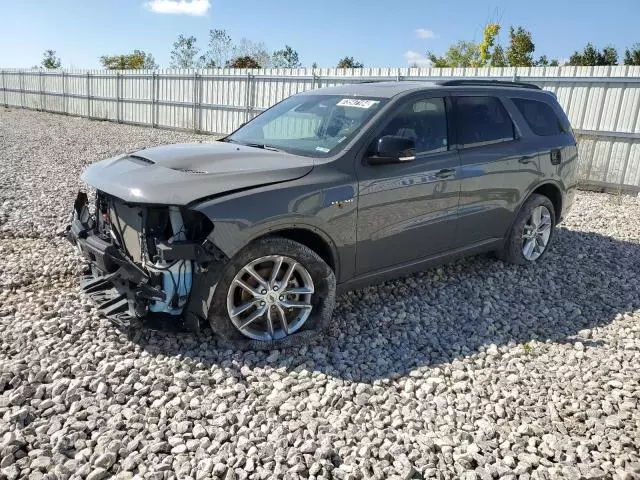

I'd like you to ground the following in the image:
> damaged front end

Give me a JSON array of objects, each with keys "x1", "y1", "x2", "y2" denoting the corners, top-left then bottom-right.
[{"x1": 67, "y1": 191, "x2": 226, "y2": 333}]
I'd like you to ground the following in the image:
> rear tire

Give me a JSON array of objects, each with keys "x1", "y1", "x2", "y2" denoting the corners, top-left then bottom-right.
[
  {"x1": 498, "y1": 193, "x2": 556, "y2": 265},
  {"x1": 207, "y1": 237, "x2": 336, "y2": 351}
]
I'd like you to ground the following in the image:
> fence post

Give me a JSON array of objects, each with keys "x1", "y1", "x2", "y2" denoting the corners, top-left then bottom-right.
[
  {"x1": 116, "y1": 72, "x2": 121, "y2": 123},
  {"x1": 20, "y1": 71, "x2": 25, "y2": 108},
  {"x1": 244, "y1": 72, "x2": 254, "y2": 123},
  {"x1": 1, "y1": 70, "x2": 6, "y2": 107},
  {"x1": 86, "y1": 72, "x2": 91, "y2": 119},
  {"x1": 39, "y1": 70, "x2": 44, "y2": 111},
  {"x1": 197, "y1": 72, "x2": 204, "y2": 132},
  {"x1": 62, "y1": 72, "x2": 68, "y2": 114},
  {"x1": 193, "y1": 71, "x2": 199, "y2": 132},
  {"x1": 151, "y1": 72, "x2": 157, "y2": 128}
]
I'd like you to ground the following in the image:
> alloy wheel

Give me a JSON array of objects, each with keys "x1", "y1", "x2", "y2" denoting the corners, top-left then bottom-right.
[
  {"x1": 522, "y1": 205, "x2": 552, "y2": 261},
  {"x1": 226, "y1": 255, "x2": 314, "y2": 341}
]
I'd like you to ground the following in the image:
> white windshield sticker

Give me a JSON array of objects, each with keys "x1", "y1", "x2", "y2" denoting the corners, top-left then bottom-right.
[
  {"x1": 315, "y1": 146, "x2": 330, "y2": 153},
  {"x1": 336, "y1": 98, "x2": 380, "y2": 109}
]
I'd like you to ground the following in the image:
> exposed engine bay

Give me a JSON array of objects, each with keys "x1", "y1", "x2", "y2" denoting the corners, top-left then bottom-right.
[{"x1": 67, "y1": 190, "x2": 223, "y2": 332}]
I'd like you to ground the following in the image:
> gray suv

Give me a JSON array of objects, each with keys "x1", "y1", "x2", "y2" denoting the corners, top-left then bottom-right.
[{"x1": 68, "y1": 80, "x2": 579, "y2": 349}]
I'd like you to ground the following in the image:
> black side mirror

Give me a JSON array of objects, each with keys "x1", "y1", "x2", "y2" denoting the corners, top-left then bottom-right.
[{"x1": 368, "y1": 135, "x2": 416, "y2": 165}]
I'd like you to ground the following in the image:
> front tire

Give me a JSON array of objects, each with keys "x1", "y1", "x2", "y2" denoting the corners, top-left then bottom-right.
[
  {"x1": 207, "y1": 237, "x2": 336, "y2": 350},
  {"x1": 498, "y1": 193, "x2": 556, "y2": 265}
]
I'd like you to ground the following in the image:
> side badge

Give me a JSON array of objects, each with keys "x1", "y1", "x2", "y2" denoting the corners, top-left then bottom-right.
[
  {"x1": 330, "y1": 198, "x2": 354, "y2": 209},
  {"x1": 325, "y1": 185, "x2": 356, "y2": 209}
]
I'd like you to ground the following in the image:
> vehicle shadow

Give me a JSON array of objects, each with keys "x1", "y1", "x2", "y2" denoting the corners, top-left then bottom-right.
[{"x1": 132, "y1": 227, "x2": 639, "y2": 383}]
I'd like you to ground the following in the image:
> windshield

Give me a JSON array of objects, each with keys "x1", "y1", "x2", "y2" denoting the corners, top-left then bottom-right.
[{"x1": 224, "y1": 94, "x2": 387, "y2": 157}]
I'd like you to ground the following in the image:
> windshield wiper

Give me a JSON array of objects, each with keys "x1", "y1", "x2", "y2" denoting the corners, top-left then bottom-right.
[{"x1": 234, "y1": 141, "x2": 283, "y2": 152}]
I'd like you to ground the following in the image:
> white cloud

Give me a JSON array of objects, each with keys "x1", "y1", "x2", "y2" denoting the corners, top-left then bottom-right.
[
  {"x1": 144, "y1": 0, "x2": 211, "y2": 16},
  {"x1": 404, "y1": 50, "x2": 431, "y2": 67},
  {"x1": 415, "y1": 28, "x2": 436, "y2": 40}
]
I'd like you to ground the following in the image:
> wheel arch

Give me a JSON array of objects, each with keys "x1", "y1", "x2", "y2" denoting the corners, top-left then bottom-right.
[
  {"x1": 505, "y1": 180, "x2": 564, "y2": 241},
  {"x1": 531, "y1": 182, "x2": 563, "y2": 222},
  {"x1": 516, "y1": 181, "x2": 564, "y2": 225},
  {"x1": 248, "y1": 225, "x2": 339, "y2": 278}
]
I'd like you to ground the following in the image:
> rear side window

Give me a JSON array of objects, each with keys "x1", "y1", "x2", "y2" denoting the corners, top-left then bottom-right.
[
  {"x1": 512, "y1": 98, "x2": 563, "y2": 136},
  {"x1": 455, "y1": 96, "x2": 515, "y2": 148}
]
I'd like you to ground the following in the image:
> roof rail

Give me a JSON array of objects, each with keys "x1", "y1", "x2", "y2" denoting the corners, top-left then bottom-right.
[
  {"x1": 438, "y1": 79, "x2": 541, "y2": 90},
  {"x1": 353, "y1": 79, "x2": 390, "y2": 84}
]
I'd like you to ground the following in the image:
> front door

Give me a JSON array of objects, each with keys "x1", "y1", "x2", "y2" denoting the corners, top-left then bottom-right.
[{"x1": 355, "y1": 96, "x2": 460, "y2": 275}]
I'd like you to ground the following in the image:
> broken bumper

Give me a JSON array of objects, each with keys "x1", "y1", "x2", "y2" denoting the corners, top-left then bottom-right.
[
  {"x1": 66, "y1": 192, "x2": 227, "y2": 333},
  {"x1": 67, "y1": 216, "x2": 150, "y2": 330}
]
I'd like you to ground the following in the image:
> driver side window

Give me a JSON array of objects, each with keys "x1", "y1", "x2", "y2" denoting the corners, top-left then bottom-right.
[{"x1": 378, "y1": 97, "x2": 448, "y2": 155}]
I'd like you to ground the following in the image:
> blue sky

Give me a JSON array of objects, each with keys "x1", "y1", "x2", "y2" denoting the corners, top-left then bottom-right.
[{"x1": 1, "y1": 0, "x2": 639, "y2": 69}]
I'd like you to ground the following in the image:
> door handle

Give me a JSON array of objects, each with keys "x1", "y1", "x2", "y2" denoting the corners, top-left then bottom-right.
[{"x1": 435, "y1": 168, "x2": 456, "y2": 179}]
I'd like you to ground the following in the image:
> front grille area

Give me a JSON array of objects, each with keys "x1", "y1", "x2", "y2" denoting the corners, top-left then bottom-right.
[
  {"x1": 94, "y1": 191, "x2": 213, "y2": 267},
  {"x1": 109, "y1": 200, "x2": 144, "y2": 263},
  {"x1": 96, "y1": 191, "x2": 145, "y2": 264}
]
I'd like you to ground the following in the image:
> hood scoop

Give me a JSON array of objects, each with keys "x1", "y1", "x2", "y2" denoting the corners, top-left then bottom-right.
[{"x1": 129, "y1": 155, "x2": 155, "y2": 165}]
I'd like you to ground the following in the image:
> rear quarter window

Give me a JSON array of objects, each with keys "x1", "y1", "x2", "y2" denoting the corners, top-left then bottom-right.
[{"x1": 512, "y1": 98, "x2": 564, "y2": 136}]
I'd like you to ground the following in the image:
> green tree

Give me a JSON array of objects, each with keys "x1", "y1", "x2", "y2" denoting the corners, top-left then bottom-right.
[
  {"x1": 624, "y1": 44, "x2": 640, "y2": 65},
  {"x1": 100, "y1": 50, "x2": 157, "y2": 70},
  {"x1": 601, "y1": 47, "x2": 618, "y2": 65},
  {"x1": 506, "y1": 26, "x2": 535, "y2": 67},
  {"x1": 137, "y1": 50, "x2": 158, "y2": 69},
  {"x1": 569, "y1": 43, "x2": 598, "y2": 65},
  {"x1": 101, "y1": 54, "x2": 137, "y2": 69},
  {"x1": 202, "y1": 29, "x2": 233, "y2": 67},
  {"x1": 337, "y1": 56, "x2": 364, "y2": 68},
  {"x1": 568, "y1": 43, "x2": 618, "y2": 66},
  {"x1": 490, "y1": 45, "x2": 507, "y2": 67},
  {"x1": 427, "y1": 40, "x2": 480, "y2": 67},
  {"x1": 479, "y1": 24, "x2": 500, "y2": 66},
  {"x1": 231, "y1": 38, "x2": 271, "y2": 68},
  {"x1": 272, "y1": 45, "x2": 301, "y2": 68},
  {"x1": 228, "y1": 55, "x2": 261, "y2": 68},
  {"x1": 41, "y1": 50, "x2": 61, "y2": 69},
  {"x1": 170, "y1": 34, "x2": 203, "y2": 68},
  {"x1": 534, "y1": 55, "x2": 559, "y2": 67},
  {"x1": 535, "y1": 55, "x2": 549, "y2": 66}
]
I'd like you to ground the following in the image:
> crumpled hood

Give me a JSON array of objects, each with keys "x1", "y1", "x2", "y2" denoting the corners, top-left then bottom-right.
[{"x1": 81, "y1": 142, "x2": 314, "y2": 205}]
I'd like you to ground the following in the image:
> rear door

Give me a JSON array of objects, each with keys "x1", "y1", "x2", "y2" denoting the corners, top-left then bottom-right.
[
  {"x1": 452, "y1": 94, "x2": 538, "y2": 247},
  {"x1": 355, "y1": 95, "x2": 460, "y2": 275}
]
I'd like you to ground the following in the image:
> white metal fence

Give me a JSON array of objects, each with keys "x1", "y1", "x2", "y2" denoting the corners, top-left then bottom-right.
[{"x1": 2, "y1": 66, "x2": 640, "y2": 192}]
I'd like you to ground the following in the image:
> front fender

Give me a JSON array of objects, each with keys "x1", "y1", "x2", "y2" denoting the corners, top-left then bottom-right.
[{"x1": 191, "y1": 172, "x2": 358, "y2": 283}]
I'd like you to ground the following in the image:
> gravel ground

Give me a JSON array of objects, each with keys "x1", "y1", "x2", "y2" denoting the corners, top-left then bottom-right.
[{"x1": 1, "y1": 108, "x2": 639, "y2": 480}]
